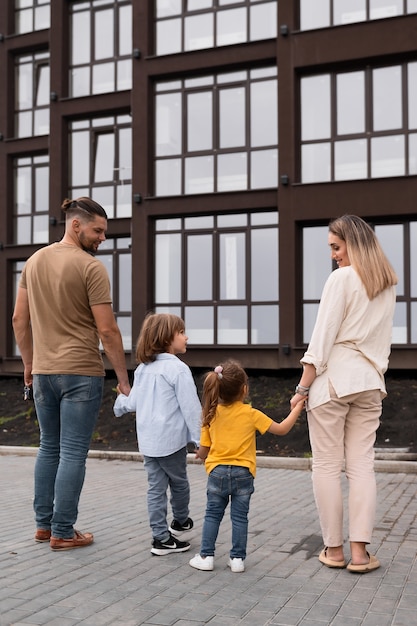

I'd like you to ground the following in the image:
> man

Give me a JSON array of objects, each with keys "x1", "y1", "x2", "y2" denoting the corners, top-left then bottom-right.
[{"x1": 12, "y1": 197, "x2": 131, "y2": 551}]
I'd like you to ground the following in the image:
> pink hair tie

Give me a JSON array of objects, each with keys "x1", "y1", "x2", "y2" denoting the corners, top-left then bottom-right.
[{"x1": 214, "y1": 365, "x2": 223, "y2": 379}]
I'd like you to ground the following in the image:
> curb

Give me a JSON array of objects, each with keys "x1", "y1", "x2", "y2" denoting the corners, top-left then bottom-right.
[{"x1": 1, "y1": 445, "x2": 417, "y2": 473}]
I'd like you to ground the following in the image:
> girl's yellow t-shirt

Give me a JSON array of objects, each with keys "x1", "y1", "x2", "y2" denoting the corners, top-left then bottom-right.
[{"x1": 200, "y1": 401, "x2": 272, "y2": 477}]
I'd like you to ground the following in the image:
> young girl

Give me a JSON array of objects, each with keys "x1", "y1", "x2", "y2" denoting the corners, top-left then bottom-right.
[
  {"x1": 189, "y1": 359, "x2": 305, "y2": 573},
  {"x1": 114, "y1": 313, "x2": 201, "y2": 555}
]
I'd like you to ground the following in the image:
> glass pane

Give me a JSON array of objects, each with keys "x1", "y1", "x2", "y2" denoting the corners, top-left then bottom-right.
[
  {"x1": 17, "y1": 62, "x2": 33, "y2": 109},
  {"x1": 251, "y1": 228, "x2": 278, "y2": 300},
  {"x1": 220, "y1": 232, "x2": 245, "y2": 299},
  {"x1": 302, "y1": 143, "x2": 331, "y2": 183},
  {"x1": 156, "y1": 92, "x2": 182, "y2": 156},
  {"x1": 411, "y1": 303, "x2": 417, "y2": 343},
  {"x1": 188, "y1": 0, "x2": 213, "y2": 9},
  {"x1": 218, "y1": 153, "x2": 247, "y2": 191},
  {"x1": 71, "y1": 66, "x2": 90, "y2": 97},
  {"x1": 303, "y1": 303, "x2": 319, "y2": 344},
  {"x1": 35, "y1": 166, "x2": 49, "y2": 211},
  {"x1": 334, "y1": 0, "x2": 366, "y2": 24},
  {"x1": 300, "y1": 0, "x2": 330, "y2": 30},
  {"x1": 118, "y1": 254, "x2": 132, "y2": 310},
  {"x1": 375, "y1": 224, "x2": 404, "y2": 295},
  {"x1": 370, "y1": 0, "x2": 403, "y2": 19},
  {"x1": 408, "y1": 0, "x2": 417, "y2": 12},
  {"x1": 337, "y1": 71, "x2": 365, "y2": 135},
  {"x1": 94, "y1": 134, "x2": 115, "y2": 182},
  {"x1": 251, "y1": 79, "x2": 277, "y2": 146},
  {"x1": 36, "y1": 65, "x2": 50, "y2": 106},
  {"x1": 187, "y1": 234, "x2": 212, "y2": 300},
  {"x1": 411, "y1": 223, "x2": 417, "y2": 297},
  {"x1": 301, "y1": 75, "x2": 331, "y2": 140},
  {"x1": 409, "y1": 134, "x2": 417, "y2": 174},
  {"x1": 92, "y1": 62, "x2": 115, "y2": 94},
  {"x1": 117, "y1": 59, "x2": 132, "y2": 91},
  {"x1": 218, "y1": 306, "x2": 247, "y2": 344},
  {"x1": 16, "y1": 9, "x2": 33, "y2": 34},
  {"x1": 117, "y1": 316, "x2": 132, "y2": 351},
  {"x1": 251, "y1": 305, "x2": 279, "y2": 344},
  {"x1": 33, "y1": 214, "x2": 49, "y2": 244},
  {"x1": 16, "y1": 111, "x2": 32, "y2": 138},
  {"x1": 251, "y1": 211, "x2": 278, "y2": 226},
  {"x1": 72, "y1": 11, "x2": 91, "y2": 65},
  {"x1": 16, "y1": 167, "x2": 31, "y2": 214},
  {"x1": 218, "y1": 214, "x2": 247, "y2": 227},
  {"x1": 217, "y1": 8, "x2": 246, "y2": 46},
  {"x1": 185, "y1": 306, "x2": 214, "y2": 344},
  {"x1": 93, "y1": 186, "x2": 114, "y2": 219},
  {"x1": 251, "y1": 149, "x2": 278, "y2": 189},
  {"x1": 371, "y1": 135, "x2": 405, "y2": 178},
  {"x1": 185, "y1": 156, "x2": 214, "y2": 194},
  {"x1": 185, "y1": 216, "x2": 214, "y2": 229},
  {"x1": 303, "y1": 226, "x2": 331, "y2": 300},
  {"x1": 156, "y1": 19, "x2": 182, "y2": 55},
  {"x1": 95, "y1": 9, "x2": 114, "y2": 60},
  {"x1": 392, "y1": 302, "x2": 407, "y2": 343},
  {"x1": 250, "y1": 2, "x2": 277, "y2": 41},
  {"x1": 34, "y1": 108, "x2": 49, "y2": 135},
  {"x1": 156, "y1": 159, "x2": 182, "y2": 195},
  {"x1": 72, "y1": 131, "x2": 90, "y2": 186},
  {"x1": 117, "y1": 183, "x2": 132, "y2": 217},
  {"x1": 156, "y1": 218, "x2": 182, "y2": 231},
  {"x1": 16, "y1": 216, "x2": 31, "y2": 245},
  {"x1": 119, "y1": 5, "x2": 132, "y2": 56},
  {"x1": 155, "y1": 233, "x2": 181, "y2": 302},
  {"x1": 35, "y1": 5, "x2": 51, "y2": 30},
  {"x1": 408, "y1": 63, "x2": 417, "y2": 129},
  {"x1": 187, "y1": 92, "x2": 213, "y2": 151},
  {"x1": 119, "y1": 128, "x2": 132, "y2": 181},
  {"x1": 157, "y1": 0, "x2": 182, "y2": 18},
  {"x1": 373, "y1": 66, "x2": 402, "y2": 131},
  {"x1": 220, "y1": 88, "x2": 245, "y2": 148},
  {"x1": 184, "y1": 13, "x2": 213, "y2": 51},
  {"x1": 335, "y1": 139, "x2": 367, "y2": 180}
]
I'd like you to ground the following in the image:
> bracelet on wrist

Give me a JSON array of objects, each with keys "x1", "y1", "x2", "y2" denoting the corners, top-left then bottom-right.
[{"x1": 295, "y1": 384, "x2": 309, "y2": 396}]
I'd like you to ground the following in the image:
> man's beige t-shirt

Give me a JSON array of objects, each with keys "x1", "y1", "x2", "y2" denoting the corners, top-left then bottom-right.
[{"x1": 20, "y1": 242, "x2": 112, "y2": 376}]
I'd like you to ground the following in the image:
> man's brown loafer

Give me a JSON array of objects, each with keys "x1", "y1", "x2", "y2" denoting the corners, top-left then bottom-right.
[
  {"x1": 35, "y1": 529, "x2": 52, "y2": 543},
  {"x1": 50, "y1": 529, "x2": 94, "y2": 551}
]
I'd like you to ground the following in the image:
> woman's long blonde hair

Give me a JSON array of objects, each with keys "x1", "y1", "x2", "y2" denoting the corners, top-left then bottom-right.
[
  {"x1": 202, "y1": 360, "x2": 248, "y2": 427},
  {"x1": 135, "y1": 313, "x2": 185, "y2": 363},
  {"x1": 329, "y1": 215, "x2": 397, "y2": 299}
]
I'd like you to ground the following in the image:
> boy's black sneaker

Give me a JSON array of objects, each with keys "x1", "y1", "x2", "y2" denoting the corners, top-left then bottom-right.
[
  {"x1": 169, "y1": 517, "x2": 194, "y2": 537},
  {"x1": 151, "y1": 534, "x2": 191, "y2": 556}
]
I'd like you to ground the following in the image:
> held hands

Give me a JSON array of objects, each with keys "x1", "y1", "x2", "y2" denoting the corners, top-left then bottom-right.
[{"x1": 290, "y1": 393, "x2": 307, "y2": 411}]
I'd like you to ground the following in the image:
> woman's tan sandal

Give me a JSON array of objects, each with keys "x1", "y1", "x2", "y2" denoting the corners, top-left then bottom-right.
[
  {"x1": 347, "y1": 552, "x2": 380, "y2": 573},
  {"x1": 318, "y1": 547, "x2": 347, "y2": 569}
]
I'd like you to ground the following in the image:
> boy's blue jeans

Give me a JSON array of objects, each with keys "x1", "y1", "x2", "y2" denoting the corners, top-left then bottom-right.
[
  {"x1": 33, "y1": 374, "x2": 103, "y2": 538},
  {"x1": 200, "y1": 465, "x2": 255, "y2": 560},
  {"x1": 143, "y1": 447, "x2": 190, "y2": 541}
]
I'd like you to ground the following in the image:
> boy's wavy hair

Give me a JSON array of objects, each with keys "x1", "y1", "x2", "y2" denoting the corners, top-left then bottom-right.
[
  {"x1": 202, "y1": 359, "x2": 248, "y2": 427},
  {"x1": 135, "y1": 312, "x2": 185, "y2": 363}
]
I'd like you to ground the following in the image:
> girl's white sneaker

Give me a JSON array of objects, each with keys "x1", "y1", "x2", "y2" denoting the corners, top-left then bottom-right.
[
  {"x1": 189, "y1": 554, "x2": 214, "y2": 571},
  {"x1": 228, "y1": 557, "x2": 245, "y2": 572}
]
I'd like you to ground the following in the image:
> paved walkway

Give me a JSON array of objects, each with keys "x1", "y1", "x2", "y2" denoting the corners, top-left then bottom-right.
[{"x1": 1, "y1": 448, "x2": 417, "y2": 626}]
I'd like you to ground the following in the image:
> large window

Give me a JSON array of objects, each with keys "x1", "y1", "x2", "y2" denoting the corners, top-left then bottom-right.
[
  {"x1": 155, "y1": 67, "x2": 278, "y2": 196},
  {"x1": 302, "y1": 221, "x2": 417, "y2": 345},
  {"x1": 15, "y1": 0, "x2": 50, "y2": 34},
  {"x1": 13, "y1": 155, "x2": 49, "y2": 245},
  {"x1": 69, "y1": 115, "x2": 132, "y2": 218},
  {"x1": 155, "y1": 0, "x2": 277, "y2": 55},
  {"x1": 300, "y1": 0, "x2": 417, "y2": 30},
  {"x1": 70, "y1": 0, "x2": 132, "y2": 97},
  {"x1": 15, "y1": 52, "x2": 50, "y2": 138},
  {"x1": 154, "y1": 211, "x2": 279, "y2": 346},
  {"x1": 301, "y1": 63, "x2": 417, "y2": 183}
]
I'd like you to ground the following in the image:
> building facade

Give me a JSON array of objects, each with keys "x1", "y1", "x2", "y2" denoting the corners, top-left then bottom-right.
[{"x1": 0, "y1": 0, "x2": 416, "y2": 376}]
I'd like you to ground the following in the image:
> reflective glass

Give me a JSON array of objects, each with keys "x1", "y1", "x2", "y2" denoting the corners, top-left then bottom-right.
[
  {"x1": 16, "y1": 9, "x2": 33, "y2": 33},
  {"x1": 17, "y1": 63, "x2": 33, "y2": 109},
  {"x1": 187, "y1": 92, "x2": 213, "y2": 151},
  {"x1": 117, "y1": 316, "x2": 132, "y2": 351},
  {"x1": 251, "y1": 211, "x2": 278, "y2": 226},
  {"x1": 156, "y1": 159, "x2": 182, "y2": 195},
  {"x1": 373, "y1": 66, "x2": 402, "y2": 131},
  {"x1": 250, "y1": 2, "x2": 277, "y2": 40},
  {"x1": 335, "y1": 140, "x2": 367, "y2": 180},
  {"x1": 72, "y1": 131, "x2": 90, "y2": 186},
  {"x1": 251, "y1": 149, "x2": 278, "y2": 189},
  {"x1": 220, "y1": 232, "x2": 245, "y2": 299},
  {"x1": 337, "y1": 71, "x2": 365, "y2": 135},
  {"x1": 334, "y1": 0, "x2": 366, "y2": 24},
  {"x1": 119, "y1": 5, "x2": 132, "y2": 55},
  {"x1": 217, "y1": 8, "x2": 246, "y2": 46},
  {"x1": 408, "y1": 63, "x2": 417, "y2": 129},
  {"x1": 375, "y1": 224, "x2": 404, "y2": 295},
  {"x1": 302, "y1": 143, "x2": 331, "y2": 183},
  {"x1": 71, "y1": 67, "x2": 90, "y2": 97},
  {"x1": 16, "y1": 216, "x2": 31, "y2": 245},
  {"x1": 185, "y1": 156, "x2": 214, "y2": 194},
  {"x1": 218, "y1": 214, "x2": 247, "y2": 227},
  {"x1": 184, "y1": 13, "x2": 213, "y2": 50},
  {"x1": 251, "y1": 305, "x2": 279, "y2": 344},
  {"x1": 303, "y1": 227, "x2": 331, "y2": 300},
  {"x1": 155, "y1": 233, "x2": 182, "y2": 302},
  {"x1": 33, "y1": 214, "x2": 48, "y2": 244},
  {"x1": 93, "y1": 186, "x2": 114, "y2": 218},
  {"x1": 34, "y1": 4, "x2": 51, "y2": 30},
  {"x1": 303, "y1": 303, "x2": 320, "y2": 344},
  {"x1": 251, "y1": 80, "x2": 277, "y2": 146},
  {"x1": 156, "y1": 93, "x2": 182, "y2": 156},
  {"x1": 301, "y1": 75, "x2": 331, "y2": 140},
  {"x1": 220, "y1": 87, "x2": 245, "y2": 148},
  {"x1": 72, "y1": 11, "x2": 91, "y2": 65},
  {"x1": 251, "y1": 228, "x2": 278, "y2": 300},
  {"x1": 185, "y1": 216, "x2": 214, "y2": 229},
  {"x1": 392, "y1": 302, "x2": 407, "y2": 343},
  {"x1": 370, "y1": 0, "x2": 403, "y2": 19},
  {"x1": 117, "y1": 59, "x2": 132, "y2": 91},
  {"x1": 300, "y1": 0, "x2": 330, "y2": 30},
  {"x1": 119, "y1": 128, "x2": 132, "y2": 181},
  {"x1": 185, "y1": 307, "x2": 214, "y2": 344},
  {"x1": 92, "y1": 62, "x2": 115, "y2": 94},
  {"x1": 157, "y1": 0, "x2": 181, "y2": 17},
  {"x1": 187, "y1": 234, "x2": 213, "y2": 300},
  {"x1": 118, "y1": 254, "x2": 132, "y2": 310},
  {"x1": 218, "y1": 306, "x2": 247, "y2": 344},
  {"x1": 371, "y1": 135, "x2": 405, "y2": 177},
  {"x1": 410, "y1": 134, "x2": 417, "y2": 175},
  {"x1": 117, "y1": 183, "x2": 132, "y2": 217},
  {"x1": 156, "y1": 19, "x2": 182, "y2": 55},
  {"x1": 411, "y1": 303, "x2": 417, "y2": 343},
  {"x1": 34, "y1": 108, "x2": 49, "y2": 135},
  {"x1": 35, "y1": 167, "x2": 49, "y2": 211},
  {"x1": 17, "y1": 111, "x2": 32, "y2": 138},
  {"x1": 412, "y1": 224, "x2": 417, "y2": 297},
  {"x1": 218, "y1": 153, "x2": 247, "y2": 191},
  {"x1": 95, "y1": 10, "x2": 114, "y2": 59},
  {"x1": 36, "y1": 65, "x2": 50, "y2": 106},
  {"x1": 16, "y1": 167, "x2": 31, "y2": 214},
  {"x1": 94, "y1": 134, "x2": 115, "y2": 182}
]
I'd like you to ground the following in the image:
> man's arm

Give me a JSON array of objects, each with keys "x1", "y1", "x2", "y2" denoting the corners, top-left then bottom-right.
[
  {"x1": 12, "y1": 287, "x2": 33, "y2": 386},
  {"x1": 91, "y1": 303, "x2": 131, "y2": 395}
]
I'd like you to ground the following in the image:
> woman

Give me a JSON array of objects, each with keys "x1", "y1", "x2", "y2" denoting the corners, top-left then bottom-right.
[{"x1": 290, "y1": 215, "x2": 397, "y2": 573}]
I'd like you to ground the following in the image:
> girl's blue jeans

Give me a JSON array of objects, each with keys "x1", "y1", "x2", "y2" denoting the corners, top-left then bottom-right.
[
  {"x1": 33, "y1": 374, "x2": 104, "y2": 538},
  {"x1": 200, "y1": 464, "x2": 255, "y2": 560}
]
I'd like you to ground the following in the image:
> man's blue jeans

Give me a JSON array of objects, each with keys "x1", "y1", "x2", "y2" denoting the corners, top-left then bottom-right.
[
  {"x1": 33, "y1": 374, "x2": 104, "y2": 538},
  {"x1": 200, "y1": 465, "x2": 255, "y2": 560}
]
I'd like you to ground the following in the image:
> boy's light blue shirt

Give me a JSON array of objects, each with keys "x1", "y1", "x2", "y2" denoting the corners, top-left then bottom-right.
[{"x1": 113, "y1": 353, "x2": 201, "y2": 457}]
